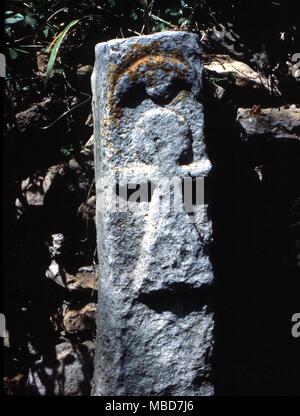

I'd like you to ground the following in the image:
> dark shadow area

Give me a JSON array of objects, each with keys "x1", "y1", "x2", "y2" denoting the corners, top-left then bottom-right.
[
  {"x1": 117, "y1": 83, "x2": 147, "y2": 108},
  {"x1": 117, "y1": 78, "x2": 192, "y2": 108},
  {"x1": 204, "y1": 75, "x2": 300, "y2": 395},
  {"x1": 138, "y1": 283, "x2": 214, "y2": 318},
  {"x1": 178, "y1": 130, "x2": 194, "y2": 166},
  {"x1": 150, "y1": 79, "x2": 192, "y2": 106},
  {"x1": 3, "y1": 197, "x2": 96, "y2": 395}
]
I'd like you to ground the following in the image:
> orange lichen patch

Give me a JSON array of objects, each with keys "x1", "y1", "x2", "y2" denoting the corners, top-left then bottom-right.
[
  {"x1": 125, "y1": 54, "x2": 187, "y2": 80},
  {"x1": 119, "y1": 54, "x2": 189, "y2": 92}
]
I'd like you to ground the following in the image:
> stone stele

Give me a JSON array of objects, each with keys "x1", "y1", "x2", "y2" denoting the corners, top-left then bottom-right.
[{"x1": 92, "y1": 31, "x2": 214, "y2": 396}]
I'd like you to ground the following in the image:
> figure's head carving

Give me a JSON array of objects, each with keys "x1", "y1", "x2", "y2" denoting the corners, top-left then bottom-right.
[
  {"x1": 114, "y1": 54, "x2": 193, "y2": 105},
  {"x1": 107, "y1": 42, "x2": 201, "y2": 121}
]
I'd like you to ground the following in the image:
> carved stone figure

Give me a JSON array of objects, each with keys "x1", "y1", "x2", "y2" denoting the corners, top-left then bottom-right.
[{"x1": 92, "y1": 31, "x2": 214, "y2": 396}]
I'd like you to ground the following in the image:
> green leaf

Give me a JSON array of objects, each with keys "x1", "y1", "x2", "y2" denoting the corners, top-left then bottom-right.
[
  {"x1": 165, "y1": 7, "x2": 182, "y2": 17},
  {"x1": 25, "y1": 14, "x2": 38, "y2": 28},
  {"x1": 46, "y1": 19, "x2": 80, "y2": 83},
  {"x1": 43, "y1": 26, "x2": 50, "y2": 38},
  {"x1": 5, "y1": 26, "x2": 12, "y2": 35},
  {"x1": 156, "y1": 22, "x2": 168, "y2": 31},
  {"x1": 180, "y1": 0, "x2": 188, "y2": 8},
  {"x1": 179, "y1": 17, "x2": 190, "y2": 26},
  {"x1": 9, "y1": 48, "x2": 19, "y2": 60},
  {"x1": 131, "y1": 11, "x2": 138, "y2": 21},
  {"x1": 5, "y1": 13, "x2": 24, "y2": 25}
]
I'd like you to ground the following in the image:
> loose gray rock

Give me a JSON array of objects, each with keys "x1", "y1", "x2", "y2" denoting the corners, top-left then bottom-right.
[
  {"x1": 92, "y1": 32, "x2": 214, "y2": 396},
  {"x1": 237, "y1": 106, "x2": 300, "y2": 141},
  {"x1": 15, "y1": 165, "x2": 61, "y2": 218},
  {"x1": 205, "y1": 55, "x2": 272, "y2": 91}
]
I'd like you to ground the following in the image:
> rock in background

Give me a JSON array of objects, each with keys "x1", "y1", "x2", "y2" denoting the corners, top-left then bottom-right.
[{"x1": 27, "y1": 341, "x2": 95, "y2": 396}]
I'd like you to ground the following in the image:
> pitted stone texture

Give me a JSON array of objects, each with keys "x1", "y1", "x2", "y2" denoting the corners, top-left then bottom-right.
[
  {"x1": 131, "y1": 108, "x2": 190, "y2": 169},
  {"x1": 92, "y1": 31, "x2": 214, "y2": 396}
]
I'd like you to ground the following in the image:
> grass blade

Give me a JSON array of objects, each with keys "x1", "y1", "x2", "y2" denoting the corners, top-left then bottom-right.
[{"x1": 46, "y1": 19, "x2": 79, "y2": 82}]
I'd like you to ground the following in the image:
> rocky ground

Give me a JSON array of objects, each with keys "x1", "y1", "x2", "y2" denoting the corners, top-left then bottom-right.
[
  {"x1": 4, "y1": 130, "x2": 98, "y2": 395},
  {"x1": 3, "y1": 61, "x2": 99, "y2": 394}
]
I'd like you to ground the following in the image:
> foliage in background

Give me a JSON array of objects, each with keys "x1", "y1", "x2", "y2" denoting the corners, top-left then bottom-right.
[
  {"x1": 45, "y1": 18, "x2": 80, "y2": 82},
  {"x1": 5, "y1": 0, "x2": 299, "y2": 78},
  {"x1": 4, "y1": 0, "x2": 300, "y2": 119},
  {"x1": 4, "y1": 1, "x2": 188, "y2": 77}
]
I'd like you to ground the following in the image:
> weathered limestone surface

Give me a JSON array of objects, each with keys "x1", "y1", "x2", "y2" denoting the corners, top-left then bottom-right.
[{"x1": 92, "y1": 31, "x2": 214, "y2": 396}]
